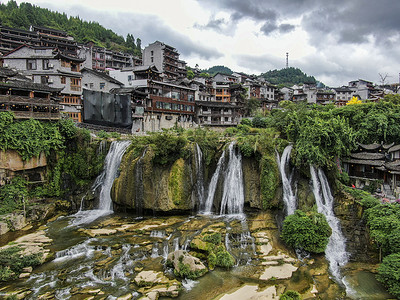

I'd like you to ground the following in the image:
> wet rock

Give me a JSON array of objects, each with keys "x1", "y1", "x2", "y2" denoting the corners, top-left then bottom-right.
[
  {"x1": 134, "y1": 271, "x2": 171, "y2": 287},
  {"x1": 117, "y1": 293, "x2": 133, "y2": 300},
  {"x1": 259, "y1": 263, "x2": 298, "y2": 280},
  {"x1": 167, "y1": 250, "x2": 208, "y2": 279},
  {"x1": 18, "y1": 273, "x2": 30, "y2": 278},
  {"x1": 0, "y1": 221, "x2": 9, "y2": 235},
  {"x1": 219, "y1": 285, "x2": 277, "y2": 300}
]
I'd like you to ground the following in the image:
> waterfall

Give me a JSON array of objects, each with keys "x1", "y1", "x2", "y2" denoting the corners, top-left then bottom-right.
[
  {"x1": 195, "y1": 144, "x2": 205, "y2": 210},
  {"x1": 310, "y1": 165, "x2": 349, "y2": 283},
  {"x1": 220, "y1": 142, "x2": 244, "y2": 216},
  {"x1": 135, "y1": 148, "x2": 147, "y2": 216},
  {"x1": 70, "y1": 140, "x2": 131, "y2": 226},
  {"x1": 277, "y1": 145, "x2": 297, "y2": 215},
  {"x1": 203, "y1": 149, "x2": 226, "y2": 214}
]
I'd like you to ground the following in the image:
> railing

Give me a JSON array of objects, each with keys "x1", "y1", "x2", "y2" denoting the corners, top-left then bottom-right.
[
  {"x1": 350, "y1": 171, "x2": 381, "y2": 179},
  {"x1": 0, "y1": 109, "x2": 61, "y2": 120}
]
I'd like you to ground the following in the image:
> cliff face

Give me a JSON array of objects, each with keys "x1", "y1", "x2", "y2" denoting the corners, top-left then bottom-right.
[
  {"x1": 112, "y1": 146, "x2": 196, "y2": 213},
  {"x1": 111, "y1": 144, "x2": 267, "y2": 213}
]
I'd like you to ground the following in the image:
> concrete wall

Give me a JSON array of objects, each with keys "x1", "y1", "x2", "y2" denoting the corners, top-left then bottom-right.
[
  {"x1": 82, "y1": 71, "x2": 121, "y2": 92},
  {"x1": 142, "y1": 42, "x2": 164, "y2": 72}
]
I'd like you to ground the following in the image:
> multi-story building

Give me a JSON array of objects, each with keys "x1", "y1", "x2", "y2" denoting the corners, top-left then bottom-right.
[
  {"x1": 0, "y1": 67, "x2": 62, "y2": 120},
  {"x1": 81, "y1": 67, "x2": 123, "y2": 92},
  {"x1": 0, "y1": 25, "x2": 79, "y2": 56},
  {"x1": 79, "y1": 43, "x2": 142, "y2": 71},
  {"x1": 334, "y1": 87, "x2": 355, "y2": 106},
  {"x1": 3, "y1": 45, "x2": 84, "y2": 122},
  {"x1": 109, "y1": 66, "x2": 195, "y2": 132},
  {"x1": 142, "y1": 41, "x2": 187, "y2": 80}
]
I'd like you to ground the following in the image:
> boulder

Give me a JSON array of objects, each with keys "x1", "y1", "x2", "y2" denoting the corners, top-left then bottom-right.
[{"x1": 167, "y1": 250, "x2": 208, "y2": 279}]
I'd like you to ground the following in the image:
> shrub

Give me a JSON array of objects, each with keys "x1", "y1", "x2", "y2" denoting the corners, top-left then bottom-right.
[
  {"x1": 203, "y1": 233, "x2": 222, "y2": 245},
  {"x1": 215, "y1": 248, "x2": 235, "y2": 268},
  {"x1": 0, "y1": 246, "x2": 42, "y2": 281},
  {"x1": 376, "y1": 253, "x2": 400, "y2": 298},
  {"x1": 281, "y1": 210, "x2": 331, "y2": 253},
  {"x1": 280, "y1": 290, "x2": 302, "y2": 300},
  {"x1": 0, "y1": 176, "x2": 28, "y2": 215}
]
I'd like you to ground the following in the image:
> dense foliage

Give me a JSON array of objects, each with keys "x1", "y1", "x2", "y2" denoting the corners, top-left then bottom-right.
[
  {"x1": 281, "y1": 210, "x2": 332, "y2": 253},
  {"x1": 0, "y1": 112, "x2": 64, "y2": 161},
  {"x1": 261, "y1": 67, "x2": 316, "y2": 86},
  {"x1": 0, "y1": 1, "x2": 141, "y2": 55},
  {"x1": 280, "y1": 290, "x2": 302, "y2": 300},
  {"x1": 0, "y1": 246, "x2": 42, "y2": 281},
  {"x1": 0, "y1": 176, "x2": 27, "y2": 215},
  {"x1": 364, "y1": 203, "x2": 400, "y2": 256},
  {"x1": 376, "y1": 253, "x2": 400, "y2": 298},
  {"x1": 205, "y1": 65, "x2": 233, "y2": 76},
  {"x1": 0, "y1": 113, "x2": 106, "y2": 212}
]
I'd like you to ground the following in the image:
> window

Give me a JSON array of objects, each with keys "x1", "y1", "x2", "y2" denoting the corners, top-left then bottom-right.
[
  {"x1": 42, "y1": 59, "x2": 49, "y2": 70},
  {"x1": 89, "y1": 83, "x2": 94, "y2": 89},
  {"x1": 100, "y1": 82, "x2": 105, "y2": 90},
  {"x1": 128, "y1": 75, "x2": 133, "y2": 81},
  {"x1": 61, "y1": 60, "x2": 70, "y2": 68},
  {"x1": 27, "y1": 59, "x2": 37, "y2": 70},
  {"x1": 60, "y1": 76, "x2": 66, "y2": 84},
  {"x1": 151, "y1": 50, "x2": 154, "y2": 56},
  {"x1": 41, "y1": 76, "x2": 48, "y2": 84},
  {"x1": 70, "y1": 78, "x2": 81, "y2": 91},
  {"x1": 151, "y1": 57, "x2": 154, "y2": 63}
]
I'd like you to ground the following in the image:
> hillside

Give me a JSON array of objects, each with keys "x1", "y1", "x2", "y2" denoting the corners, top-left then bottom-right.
[
  {"x1": 0, "y1": 1, "x2": 141, "y2": 55},
  {"x1": 261, "y1": 67, "x2": 317, "y2": 87},
  {"x1": 205, "y1": 65, "x2": 233, "y2": 76}
]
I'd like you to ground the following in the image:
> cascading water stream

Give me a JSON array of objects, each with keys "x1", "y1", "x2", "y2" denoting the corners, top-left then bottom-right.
[
  {"x1": 203, "y1": 149, "x2": 225, "y2": 214},
  {"x1": 220, "y1": 142, "x2": 244, "y2": 216},
  {"x1": 195, "y1": 144, "x2": 205, "y2": 210},
  {"x1": 310, "y1": 165, "x2": 349, "y2": 284},
  {"x1": 70, "y1": 140, "x2": 131, "y2": 226},
  {"x1": 277, "y1": 144, "x2": 297, "y2": 215}
]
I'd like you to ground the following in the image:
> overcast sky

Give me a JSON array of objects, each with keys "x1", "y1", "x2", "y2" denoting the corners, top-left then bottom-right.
[{"x1": 11, "y1": 0, "x2": 400, "y2": 86}]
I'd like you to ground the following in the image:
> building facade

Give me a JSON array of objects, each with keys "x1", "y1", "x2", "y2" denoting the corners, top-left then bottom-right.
[{"x1": 3, "y1": 45, "x2": 84, "y2": 122}]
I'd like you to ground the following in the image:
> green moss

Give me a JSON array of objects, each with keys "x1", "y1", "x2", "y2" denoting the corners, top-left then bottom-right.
[
  {"x1": 168, "y1": 158, "x2": 185, "y2": 206},
  {"x1": 207, "y1": 251, "x2": 217, "y2": 270},
  {"x1": 215, "y1": 248, "x2": 235, "y2": 268},
  {"x1": 260, "y1": 154, "x2": 280, "y2": 209},
  {"x1": 0, "y1": 246, "x2": 42, "y2": 281},
  {"x1": 203, "y1": 232, "x2": 222, "y2": 245},
  {"x1": 174, "y1": 261, "x2": 207, "y2": 279}
]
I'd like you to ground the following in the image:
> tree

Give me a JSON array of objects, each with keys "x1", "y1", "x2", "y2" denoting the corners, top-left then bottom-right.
[
  {"x1": 376, "y1": 253, "x2": 400, "y2": 298},
  {"x1": 245, "y1": 97, "x2": 261, "y2": 116},
  {"x1": 346, "y1": 96, "x2": 362, "y2": 105},
  {"x1": 187, "y1": 69, "x2": 194, "y2": 80},
  {"x1": 281, "y1": 210, "x2": 331, "y2": 253}
]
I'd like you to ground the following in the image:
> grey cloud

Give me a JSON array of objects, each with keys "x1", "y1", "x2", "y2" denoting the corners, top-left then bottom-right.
[
  {"x1": 260, "y1": 21, "x2": 278, "y2": 35},
  {"x1": 194, "y1": 17, "x2": 227, "y2": 31},
  {"x1": 279, "y1": 24, "x2": 295, "y2": 34},
  {"x1": 234, "y1": 53, "x2": 285, "y2": 73}
]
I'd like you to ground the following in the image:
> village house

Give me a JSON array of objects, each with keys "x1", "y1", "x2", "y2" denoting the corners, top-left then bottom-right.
[
  {"x1": 142, "y1": 41, "x2": 187, "y2": 80},
  {"x1": 81, "y1": 67, "x2": 123, "y2": 92},
  {"x1": 0, "y1": 67, "x2": 62, "y2": 120},
  {"x1": 343, "y1": 143, "x2": 400, "y2": 199},
  {"x1": 3, "y1": 45, "x2": 85, "y2": 122},
  {"x1": 110, "y1": 65, "x2": 195, "y2": 132}
]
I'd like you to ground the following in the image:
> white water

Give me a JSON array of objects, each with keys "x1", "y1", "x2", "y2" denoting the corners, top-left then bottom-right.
[
  {"x1": 203, "y1": 149, "x2": 226, "y2": 214},
  {"x1": 220, "y1": 142, "x2": 244, "y2": 215},
  {"x1": 70, "y1": 140, "x2": 131, "y2": 226},
  {"x1": 277, "y1": 145, "x2": 297, "y2": 215},
  {"x1": 195, "y1": 144, "x2": 205, "y2": 209},
  {"x1": 310, "y1": 165, "x2": 349, "y2": 283}
]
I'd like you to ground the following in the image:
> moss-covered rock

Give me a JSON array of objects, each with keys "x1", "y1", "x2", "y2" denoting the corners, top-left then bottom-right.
[
  {"x1": 260, "y1": 154, "x2": 280, "y2": 209},
  {"x1": 167, "y1": 250, "x2": 208, "y2": 279}
]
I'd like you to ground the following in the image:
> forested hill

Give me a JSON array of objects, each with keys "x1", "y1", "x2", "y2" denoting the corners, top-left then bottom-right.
[
  {"x1": 205, "y1": 65, "x2": 233, "y2": 76},
  {"x1": 261, "y1": 67, "x2": 317, "y2": 87},
  {"x1": 0, "y1": 1, "x2": 142, "y2": 55}
]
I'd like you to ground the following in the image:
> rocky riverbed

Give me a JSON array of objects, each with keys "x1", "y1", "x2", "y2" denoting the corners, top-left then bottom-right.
[{"x1": 0, "y1": 211, "x2": 391, "y2": 300}]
